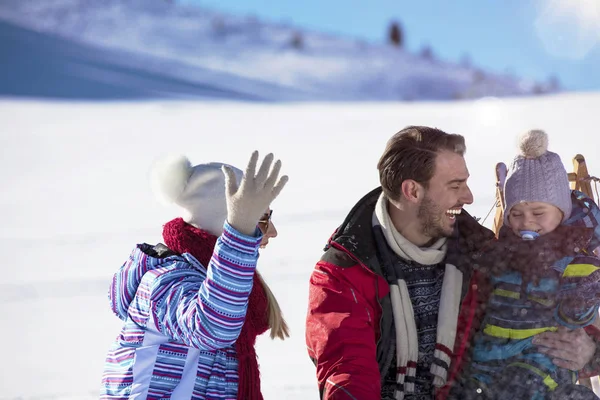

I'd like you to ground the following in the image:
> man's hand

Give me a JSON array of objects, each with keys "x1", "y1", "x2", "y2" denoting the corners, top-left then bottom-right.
[{"x1": 533, "y1": 326, "x2": 596, "y2": 371}]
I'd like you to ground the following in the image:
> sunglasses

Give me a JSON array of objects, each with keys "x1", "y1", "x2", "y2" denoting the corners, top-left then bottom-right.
[{"x1": 258, "y1": 210, "x2": 273, "y2": 226}]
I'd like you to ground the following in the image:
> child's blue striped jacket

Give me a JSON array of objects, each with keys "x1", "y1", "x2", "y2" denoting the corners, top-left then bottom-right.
[{"x1": 101, "y1": 222, "x2": 261, "y2": 400}]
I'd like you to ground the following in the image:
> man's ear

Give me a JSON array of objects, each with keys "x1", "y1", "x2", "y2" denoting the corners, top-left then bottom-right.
[{"x1": 400, "y1": 179, "x2": 424, "y2": 204}]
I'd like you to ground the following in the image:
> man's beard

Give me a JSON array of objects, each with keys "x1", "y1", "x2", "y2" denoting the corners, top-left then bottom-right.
[{"x1": 417, "y1": 194, "x2": 453, "y2": 240}]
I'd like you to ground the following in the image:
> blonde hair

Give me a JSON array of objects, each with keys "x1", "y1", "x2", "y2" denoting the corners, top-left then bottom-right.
[{"x1": 256, "y1": 272, "x2": 289, "y2": 340}]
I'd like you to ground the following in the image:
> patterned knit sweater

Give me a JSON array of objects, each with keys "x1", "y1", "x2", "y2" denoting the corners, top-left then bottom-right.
[{"x1": 381, "y1": 256, "x2": 445, "y2": 400}]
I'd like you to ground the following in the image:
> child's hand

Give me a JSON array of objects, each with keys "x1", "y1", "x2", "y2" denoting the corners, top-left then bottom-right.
[{"x1": 222, "y1": 151, "x2": 288, "y2": 236}]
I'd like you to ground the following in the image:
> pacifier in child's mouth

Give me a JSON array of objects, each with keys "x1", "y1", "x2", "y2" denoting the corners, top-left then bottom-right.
[{"x1": 520, "y1": 230, "x2": 540, "y2": 240}]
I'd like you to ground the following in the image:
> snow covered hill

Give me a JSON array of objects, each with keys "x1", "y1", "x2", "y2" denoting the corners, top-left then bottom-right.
[
  {"x1": 0, "y1": 0, "x2": 550, "y2": 101},
  {"x1": 0, "y1": 19, "x2": 317, "y2": 100}
]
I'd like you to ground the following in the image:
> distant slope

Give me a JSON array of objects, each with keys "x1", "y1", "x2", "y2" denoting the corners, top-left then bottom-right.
[
  {"x1": 0, "y1": 20, "x2": 318, "y2": 101},
  {"x1": 0, "y1": 0, "x2": 548, "y2": 101}
]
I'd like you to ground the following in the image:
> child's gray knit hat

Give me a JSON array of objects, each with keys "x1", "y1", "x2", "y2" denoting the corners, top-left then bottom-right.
[{"x1": 504, "y1": 130, "x2": 572, "y2": 223}]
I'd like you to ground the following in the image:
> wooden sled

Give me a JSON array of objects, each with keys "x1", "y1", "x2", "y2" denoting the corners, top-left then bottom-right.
[{"x1": 492, "y1": 154, "x2": 600, "y2": 392}]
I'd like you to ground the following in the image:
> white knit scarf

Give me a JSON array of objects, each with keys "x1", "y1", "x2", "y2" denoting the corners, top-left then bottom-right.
[{"x1": 373, "y1": 193, "x2": 463, "y2": 400}]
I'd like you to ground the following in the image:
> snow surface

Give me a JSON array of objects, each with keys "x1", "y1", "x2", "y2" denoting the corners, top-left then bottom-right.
[
  {"x1": 1, "y1": 92, "x2": 600, "y2": 399},
  {"x1": 0, "y1": 0, "x2": 548, "y2": 101}
]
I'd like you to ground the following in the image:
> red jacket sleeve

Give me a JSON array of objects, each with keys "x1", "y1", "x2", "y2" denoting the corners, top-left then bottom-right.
[{"x1": 305, "y1": 260, "x2": 383, "y2": 400}]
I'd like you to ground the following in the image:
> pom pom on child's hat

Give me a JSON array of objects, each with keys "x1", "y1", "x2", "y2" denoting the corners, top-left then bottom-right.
[{"x1": 518, "y1": 129, "x2": 548, "y2": 159}]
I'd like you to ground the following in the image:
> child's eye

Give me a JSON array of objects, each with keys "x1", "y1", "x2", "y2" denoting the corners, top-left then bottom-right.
[{"x1": 533, "y1": 212, "x2": 544, "y2": 216}]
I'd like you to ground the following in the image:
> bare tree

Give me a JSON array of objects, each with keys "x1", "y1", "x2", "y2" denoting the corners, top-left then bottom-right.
[
  {"x1": 290, "y1": 32, "x2": 304, "y2": 50},
  {"x1": 547, "y1": 75, "x2": 561, "y2": 92},
  {"x1": 388, "y1": 21, "x2": 404, "y2": 47},
  {"x1": 420, "y1": 45, "x2": 433, "y2": 60}
]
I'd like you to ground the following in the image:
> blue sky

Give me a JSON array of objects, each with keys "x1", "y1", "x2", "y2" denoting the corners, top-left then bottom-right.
[{"x1": 182, "y1": 0, "x2": 600, "y2": 91}]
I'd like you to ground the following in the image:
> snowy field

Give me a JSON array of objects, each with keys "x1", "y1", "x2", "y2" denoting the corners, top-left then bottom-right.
[{"x1": 1, "y1": 92, "x2": 599, "y2": 399}]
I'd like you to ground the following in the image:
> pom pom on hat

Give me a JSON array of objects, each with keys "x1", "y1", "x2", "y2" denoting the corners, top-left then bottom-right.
[
  {"x1": 519, "y1": 129, "x2": 549, "y2": 159},
  {"x1": 150, "y1": 154, "x2": 194, "y2": 205},
  {"x1": 150, "y1": 154, "x2": 243, "y2": 236}
]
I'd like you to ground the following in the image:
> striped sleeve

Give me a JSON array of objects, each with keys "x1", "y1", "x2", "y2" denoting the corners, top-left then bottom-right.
[
  {"x1": 150, "y1": 222, "x2": 262, "y2": 350},
  {"x1": 109, "y1": 245, "x2": 159, "y2": 320},
  {"x1": 556, "y1": 256, "x2": 600, "y2": 329}
]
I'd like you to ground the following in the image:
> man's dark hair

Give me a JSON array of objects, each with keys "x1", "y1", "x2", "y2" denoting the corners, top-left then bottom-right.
[{"x1": 377, "y1": 126, "x2": 466, "y2": 200}]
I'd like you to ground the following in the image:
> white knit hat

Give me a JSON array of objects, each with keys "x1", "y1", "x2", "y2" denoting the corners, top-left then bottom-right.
[
  {"x1": 150, "y1": 154, "x2": 243, "y2": 236},
  {"x1": 504, "y1": 130, "x2": 572, "y2": 224}
]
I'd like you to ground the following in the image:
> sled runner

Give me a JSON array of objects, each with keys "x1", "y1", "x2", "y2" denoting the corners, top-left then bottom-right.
[{"x1": 492, "y1": 162, "x2": 508, "y2": 238}]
